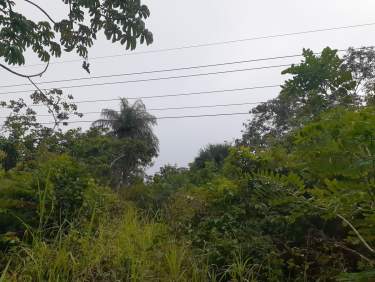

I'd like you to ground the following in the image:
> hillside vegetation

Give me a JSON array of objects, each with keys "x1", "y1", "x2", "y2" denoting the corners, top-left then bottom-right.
[{"x1": 1, "y1": 47, "x2": 375, "y2": 281}]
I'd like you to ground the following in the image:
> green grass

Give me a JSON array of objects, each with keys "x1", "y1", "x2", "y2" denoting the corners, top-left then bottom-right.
[
  {"x1": 1, "y1": 205, "x2": 210, "y2": 282},
  {"x1": 0, "y1": 194, "x2": 267, "y2": 282}
]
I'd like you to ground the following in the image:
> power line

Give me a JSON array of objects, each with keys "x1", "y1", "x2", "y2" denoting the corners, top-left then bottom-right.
[
  {"x1": 5, "y1": 45, "x2": 372, "y2": 94},
  {"x1": 0, "y1": 101, "x2": 262, "y2": 119},
  {"x1": 38, "y1": 112, "x2": 252, "y2": 125},
  {"x1": 100, "y1": 101, "x2": 260, "y2": 112},
  {"x1": 0, "y1": 58, "x2": 298, "y2": 89},
  {"x1": 17, "y1": 22, "x2": 375, "y2": 68},
  {"x1": 0, "y1": 64, "x2": 288, "y2": 96},
  {"x1": 157, "y1": 112, "x2": 250, "y2": 120},
  {"x1": 158, "y1": 112, "x2": 250, "y2": 120},
  {"x1": 27, "y1": 85, "x2": 281, "y2": 106},
  {"x1": 1, "y1": 47, "x2": 360, "y2": 89}
]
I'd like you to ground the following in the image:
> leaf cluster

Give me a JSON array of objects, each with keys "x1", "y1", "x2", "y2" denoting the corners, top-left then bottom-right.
[{"x1": 0, "y1": 0, "x2": 153, "y2": 69}]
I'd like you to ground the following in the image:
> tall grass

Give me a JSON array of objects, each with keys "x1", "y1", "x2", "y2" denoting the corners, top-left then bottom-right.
[
  {"x1": 1, "y1": 182, "x2": 261, "y2": 282},
  {"x1": 224, "y1": 251, "x2": 261, "y2": 282},
  {"x1": 0, "y1": 260, "x2": 10, "y2": 282},
  {"x1": 1, "y1": 204, "x2": 210, "y2": 281}
]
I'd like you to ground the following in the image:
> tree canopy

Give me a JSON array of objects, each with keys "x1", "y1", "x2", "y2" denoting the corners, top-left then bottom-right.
[
  {"x1": 0, "y1": 0, "x2": 153, "y2": 75},
  {"x1": 241, "y1": 47, "x2": 375, "y2": 147}
]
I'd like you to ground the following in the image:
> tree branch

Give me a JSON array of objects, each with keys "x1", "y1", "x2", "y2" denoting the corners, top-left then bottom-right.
[
  {"x1": 110, "y1": 154, "x2": 127, "y2": 168},
  {"x1": 276, "y1": 186, "x2": 375, "y2": 257},
  {"x1": 27, "y1": 78, "x2": 59, "y2": 130},
  {"x1": 334, "y1": 243, "x2": 374, "y2": 265},
  {"x1": 23, "y1": 0, "x2": 56, "y2": 24},
  {"x1": 0, "y1": 61, "x2": 49, "y2": 78},
  {"x1": 336, "y1": 213, "x2": 375, "y2": 254}
]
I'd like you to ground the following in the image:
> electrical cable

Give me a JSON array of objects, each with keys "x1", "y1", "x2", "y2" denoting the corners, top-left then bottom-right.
[
  {"x1": 16, "y1": 22, "x2": 375, "y2": 68},
  {"x1": 0, "y1": 101, "x2": 263, "y2": 119},
  {"x1": 0, "y1": 65, "x2": 287, "y2": 96},
  {"x1": 37, "y1": 112, "x2": 253, "y2": 125}
]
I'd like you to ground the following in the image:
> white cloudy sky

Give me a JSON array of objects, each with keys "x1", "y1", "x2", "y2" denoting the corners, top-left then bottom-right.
[{"x1": 1, "y1": 0, "x2": 375, "y2": 173}]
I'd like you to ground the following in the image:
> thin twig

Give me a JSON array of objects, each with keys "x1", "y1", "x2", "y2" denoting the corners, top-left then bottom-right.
[
  {"x1": 110, "y1": 154, "x2": 127, "y2": 168},
  {"x1": 23, "y1": 0, "x2": 56, "y2": 24},
  {"x1": 334, "y1": 243, "x2": 375, "y2": 265},
  {"x1": 27, "y1": 78, "x2": 59, "y2": 130},
  {"x1": 275, "y1": 185, "x2": 375, "y2": 257},
  {"x1": 337, "y1": 213, "x2": 375, "y2": 254}
]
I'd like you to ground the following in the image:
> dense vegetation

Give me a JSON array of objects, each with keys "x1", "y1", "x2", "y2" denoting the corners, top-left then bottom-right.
[{"x1": 0, "y1": 46, "x2": 374, "y2": 281}]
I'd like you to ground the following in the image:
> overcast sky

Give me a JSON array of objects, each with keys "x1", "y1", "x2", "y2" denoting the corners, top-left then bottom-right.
[{"x1": 2, "y1": 0, "x2": 375, "y2": 173}]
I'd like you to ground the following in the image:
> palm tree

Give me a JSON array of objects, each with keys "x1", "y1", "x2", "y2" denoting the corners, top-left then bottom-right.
[
  {"x1": 93, "y1": 98, "x2": 158, "y2": 141},
  {"x1": 93, "y1": 98, "x2": 159, "y2": 188}
]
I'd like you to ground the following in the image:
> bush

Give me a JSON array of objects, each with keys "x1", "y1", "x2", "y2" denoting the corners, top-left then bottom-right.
[
  {"x1": 0, "y1": 170, "x2": 35, "y2": 250},
  {"x1": 33, "y1": 154, "x2": 91, "y2": 224},
  {"x1": 0, "y1": 154, "x2": 108, "y2": 251}
]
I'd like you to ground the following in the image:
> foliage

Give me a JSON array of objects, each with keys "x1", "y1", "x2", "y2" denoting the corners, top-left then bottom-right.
[
  {"x1": 240, "y1": 47, "x2": 375, "y2": 147},
  {"x1": 126, "y1": 106, "x2": 375, "y2": 280},
  {"x1": 163, "y1": 169, "x2": 355, "y2": 281},
  {"x1": 343, "y1": 47, "x2": 375, "y2": 105},
  {"x1": 0, "y1": 0, "x2": 153, "y2": 72},
  {"x1": 32, "y1": 154, "x2": 91, "y2": 224},
  {"x1": 1, "y1": 205, "x2": 209, "y2": 282},
  {"x1": 0, "y1": 170, "x2": 35, "y2": 249},
  {"x1": 191, "y1": 143, "x2": 231, "y2": 170},
  {"x1": 0, "y1": 89, "x2": 82, "y2": 171},
  {"x1": 123, "y1": 165, "x2": 191, "y2": 211},
  {"x1": 1, "y1": 46, "x2": 375, "y2": 281},
  {"x1": 0, "y1": 98, "x2": 158, "y2": 189},
  {"x1": 290, "y1": 107, "x2": 375, "y2": 260},
  {"x1": 0, "y1": 154, "x2": 102, "y2": 250},
  {"x1": 92, "y1": 98, "x2": 159, "y2": 187}
]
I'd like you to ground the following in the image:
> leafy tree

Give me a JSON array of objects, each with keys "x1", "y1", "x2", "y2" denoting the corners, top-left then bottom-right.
[
  {"x1": 290, "y1": 107, "x2": 375, "y2": 260},
  {"x1": 237, "y1": 106, "x2": 375, "y2": 273},
  {"x1": 0, "y1": 0, "x2": 153, "y2": 76},
  {"x1": 343, "y1": 47, "x2": 375, "y2": 105},
  {"x1": 67, "y1": 129, "x2": 156, "y2": 188},
  {"x1": 0, "y1": 97, "x2": 158, "y2": 189},
  {"x1": 191, "y1": 143, "x2": 231, "y2": 170},
  {"x1": 123, "y1": 165, "x2": 192, "y2": 210},
  {"x1": 0, "y1": 89, "x2": 82, "y2": 171},
  {"x1": 241, "y1": 47, "x2": 361, "y2": 147}
]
